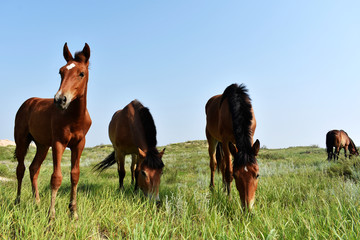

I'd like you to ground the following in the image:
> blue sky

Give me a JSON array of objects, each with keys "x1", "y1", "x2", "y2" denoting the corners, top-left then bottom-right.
[{"x1": 1, "y1": 1, "x2": 359, "y2": 148}]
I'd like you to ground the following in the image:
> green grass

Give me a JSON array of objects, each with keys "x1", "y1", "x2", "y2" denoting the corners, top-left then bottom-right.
[{"x1": 0, "y1": 141, "x2": 360, "y2": 239}]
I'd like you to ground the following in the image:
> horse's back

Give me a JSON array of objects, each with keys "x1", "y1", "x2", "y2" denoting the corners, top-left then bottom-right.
[
  {"x1": 109, "y1": 101, "x2": 144, "y2": 153},
  {"x1": 16, "y1": 97, "x2": 51, "y2": 118},
  {"x1": 339, "y1": 130, "x2": 350, "y2": 146}
]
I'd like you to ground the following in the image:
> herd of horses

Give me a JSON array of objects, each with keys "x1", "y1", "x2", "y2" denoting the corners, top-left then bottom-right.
[{"x1": 13, "y1": 43, "x2": 359, "y2": 220}]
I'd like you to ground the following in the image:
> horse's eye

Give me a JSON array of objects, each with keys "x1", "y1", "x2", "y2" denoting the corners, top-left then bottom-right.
[
  {"x1": 256, "y1": 174, "x2": 260, "y2": 179},
  {"x1": 79, "y1": 72, "x2": 85, "y2": 78}
]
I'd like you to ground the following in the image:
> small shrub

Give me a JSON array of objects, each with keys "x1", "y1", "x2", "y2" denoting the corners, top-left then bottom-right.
[
  {"x1": 0, "y1": 146, "x2": 16, "y2": 162},
  {"x1": 0, "y1": 164, "x2": 10, "y2": 177},
  {"x1": 310, "y1": 144, "x2": 319, "y2": 148},
  {"x1": 327, "y1": 157, "x2": 360, "y2": 182},
  {"x1": 259, "y1": 152, "x2": 286, "y2": 161}
]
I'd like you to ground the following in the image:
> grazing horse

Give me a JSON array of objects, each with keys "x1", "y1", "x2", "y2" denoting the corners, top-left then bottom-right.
[
  {"x1": 326, "y1": 130, "x2": 358, "y2": 160},
  {"x1": 94, "y1": 100, "x2": 165, "y2": 202},
  {"x1": 205, "y1": 83, "x2": 260, "y2": 210},
  {"x1": 14, "y1": 43, "x2": 92, "y2": 220}
]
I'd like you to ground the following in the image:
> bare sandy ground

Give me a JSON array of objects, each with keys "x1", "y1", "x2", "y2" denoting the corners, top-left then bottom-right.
[{"x1": 0, "y1": 139, "x2": 16, "y2": 147}]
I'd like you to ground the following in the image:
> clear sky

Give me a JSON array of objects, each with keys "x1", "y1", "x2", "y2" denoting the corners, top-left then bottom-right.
[{"x1": 1, "y1": 1, "x2": 359, "y2": 149}]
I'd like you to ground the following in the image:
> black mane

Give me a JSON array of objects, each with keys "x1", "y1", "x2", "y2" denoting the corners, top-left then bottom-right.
[
  {"x1": 133, "y1": 100, "x2": 164, "y2": 169},
  {"x1": 349, "y1": 138, "x2": 357, "y2": 151},
  {"x1": 133, "y1": 101, "x2": 157, "y2": 148},
  {"x1": 220, "y1": 84, "x2": 255, "y2": 167}
]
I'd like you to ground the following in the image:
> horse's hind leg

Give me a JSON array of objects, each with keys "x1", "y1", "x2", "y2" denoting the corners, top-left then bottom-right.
[
  {"x1": 14, "y1": 135, "x2": 32, "y2": 204},
  {"x1": 29, "y1": 143, "x2": 49, "y2": 204},
  {"x1": 326, "y1": 147, "x2": 332, "y2": 161},
  {"x1": 116, "y1": 151, "x2": 126, "y2": 189},
  {"x1": 130, "y1": 154, "x2": 137, "y2": 185},
  {"x1": 335, "y1": 147, "x2": 340, "y2": 160},
  {"x1": 206, "y1": 131, "x2": 217, "y2": 189},
  {"x1": 331, "y1": 147, "x2": 335, "y2": 160}
]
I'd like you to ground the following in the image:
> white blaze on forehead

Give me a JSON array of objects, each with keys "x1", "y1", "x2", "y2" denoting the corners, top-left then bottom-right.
[{"x1": 66, "y1": 63, "x2": 76, "y2": 70}]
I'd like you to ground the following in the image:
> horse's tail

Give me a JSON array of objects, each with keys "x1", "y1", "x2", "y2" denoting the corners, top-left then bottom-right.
[
  {"x1": 93, "y1": 151, "x2": 116, "y2": 172},
  {"x1": 326, "y1": 131, "x2": 339, "y2": 152},
  {"x1": 216, "y1": 142, "x2": 223, "y2": 173},
  {"x1": 325, "y1": 131, "x2": 332, "y2": 153},
  {"x1": 220, "y1": 84, "x2": 253, "y2": 156}
]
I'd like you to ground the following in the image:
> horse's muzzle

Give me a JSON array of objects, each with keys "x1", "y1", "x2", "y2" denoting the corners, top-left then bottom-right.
[{"x1": 54, "y1": 95, "x2": 68, "y2": 110}]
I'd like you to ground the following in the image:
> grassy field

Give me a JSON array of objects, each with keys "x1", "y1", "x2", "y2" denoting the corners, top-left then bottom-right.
[{"x1": 0, "y1": 141, "x2": 360, "y2": 239}]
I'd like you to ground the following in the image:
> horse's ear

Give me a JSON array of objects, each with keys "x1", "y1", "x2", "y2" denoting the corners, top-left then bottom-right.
[
  {"x1": 63, "y1": 42, "x2": 73, "y2": 62},
  {"x1": 138, "y1": 148, "x2": 146, "y2": 159},
  {"x1": 159, "y1": 148, "x2": 166, "y2": 158},
  {"x1": 229, "y1": 143, "x2": 238, "y2": 156},
  {"x1": 82, "y1": 43, "x2": 90, "y2": 63},
  {"x1": 252, "y1": 139, "x2": 260, "y2": 156}
]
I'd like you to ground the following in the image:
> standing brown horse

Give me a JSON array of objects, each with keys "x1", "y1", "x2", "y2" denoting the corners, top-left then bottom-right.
[
  {"x1": 326, "y1": 130, "x2": 358, "y2": 160},
  {"x1": 94, "y1": 100, "x2": 165, "y2": 202},
  {"x1": 205, "y1": 83, "x2": 260, "y2": 210},
  {"x1": 14, "y1": 43, "x2": 92, "y2": 220}
]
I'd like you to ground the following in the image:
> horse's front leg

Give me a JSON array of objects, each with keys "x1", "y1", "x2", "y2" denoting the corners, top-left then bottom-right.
[
  {"x1": 48, "y1": 141, "x2": 66, "y2": 220},
  {"x1": 222, "y1": 141, "x2": 233, "y2": 196},
  {"x1": 130, "y1": 154, "x2": 137, "y2": 185},
  {"x1": 344, "y1": 146, "x2": 348, "y2": 158},
  {"x1": 69, "y1": 139, "x2": 85, "y2": 220}
]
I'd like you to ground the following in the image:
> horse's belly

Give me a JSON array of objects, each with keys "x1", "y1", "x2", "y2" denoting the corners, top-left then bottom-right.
[
  {"x1": 112, "y1": 138, "x2": 138, "y2": 154},
  {"x1": 28, "y1": 115, "x2": 53, "y2": 146}
]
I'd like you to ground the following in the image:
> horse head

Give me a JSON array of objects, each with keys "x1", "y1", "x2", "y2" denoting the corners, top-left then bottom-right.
[
  {"x1": 54, "y1": 43, "x2": 90, "y2": 110},
  {"x1": 137, "y1": 148, "x2": 165, "y2": 202},
  {"x1": 233, "y1": 139, "x2": 260, "y2": 210},
  {"x1": 350, "y1": 146, "x2": 359, "y2": 156},
  {"x1": 349, "y1": 138, "x2": 359, "y2": 156}
]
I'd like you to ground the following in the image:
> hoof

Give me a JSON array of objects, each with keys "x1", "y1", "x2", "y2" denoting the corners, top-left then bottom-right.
[
  {"x1": 71, "y1": 211, "x2": 79, "y2": 221},
  {"x1": 48, "y1": 208, "x2": 56, "y2": 221}
]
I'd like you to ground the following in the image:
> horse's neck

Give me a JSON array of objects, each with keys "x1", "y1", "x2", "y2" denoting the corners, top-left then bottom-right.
[{"x1": 66, "y1": 91, "x2": 87, "y2": 121}]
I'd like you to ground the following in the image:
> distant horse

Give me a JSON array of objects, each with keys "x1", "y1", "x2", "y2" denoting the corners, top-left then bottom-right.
[
  {"x1": 326, "y1": 130, "x2": 358, "y2": 160},
  {"x1": 205, "y1": 83, "x2": 260, "y2": 210},
  {"x1": 94, "y1": 100, "x2": 165, "y2": 202},
  {"x1": 14, "y1": 43, "x2": 92, "y2": 220}
]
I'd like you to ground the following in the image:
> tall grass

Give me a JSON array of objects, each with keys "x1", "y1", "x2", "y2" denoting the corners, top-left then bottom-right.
[{"x1": 0, "y1": 142, "x2": 359, "y2": 239}]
